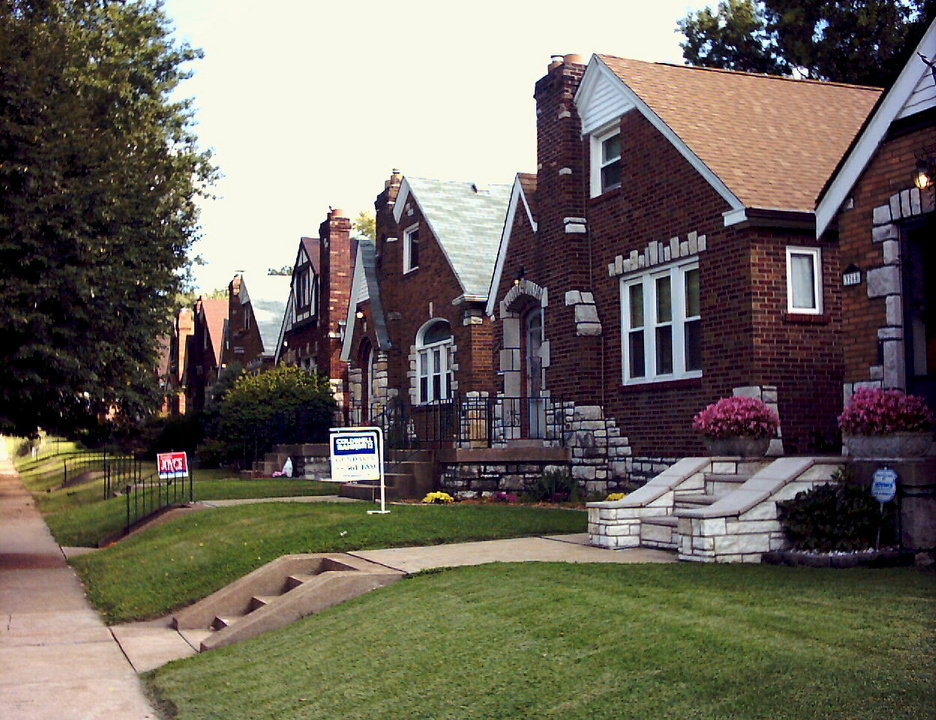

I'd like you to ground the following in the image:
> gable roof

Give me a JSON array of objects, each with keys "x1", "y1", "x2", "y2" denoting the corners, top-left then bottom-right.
[
  {"x1": 198, "y1": 298, "x2": 228, "y2": 366},
  {"x1": 298, "y1": 236, "x2": 320, "y2": 274},
  {"x1": 816, "y1": 19, "x2": 936, "y2": 236},
  {"x1": 238, "y1": 274, "x2": 291, "y2": 357},
  {"x1": 578, "y1": 55, "x2": 881, "y2": 215},
  {"x1": 340, "y1": 238, "x2": 390, "y2": 361},
  {"x1": 485, "y1": 173, "x2": 539, "y2": 316},
  {"x1": 392, "y1": 176, "x2": 511, "y2": 299}
]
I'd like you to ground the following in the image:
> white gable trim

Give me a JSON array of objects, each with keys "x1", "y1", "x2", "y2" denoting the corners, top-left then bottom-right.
[
  {"x1": 340, "y1": 250, "x2": 368, "y2": 362},
  {"x1": 816, "y1": 20, "x2": 936, "y2": 237},
  {"x1": 273, "y1": 291, "x2": 294, "y2": 364},
  {"x1": 391, "y1": 176, "x2": 469, "y2": 296},
  {"x1": 485, "y1": 176, "x2": 537, "y2": 317},
  {"x1": 575, "y1": 56, "x2": 744, "y2": 214}
]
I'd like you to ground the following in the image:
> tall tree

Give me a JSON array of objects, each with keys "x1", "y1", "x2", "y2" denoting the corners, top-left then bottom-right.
[
  {"x1": 678, "y1": 0, "x2": 935, "y2": 86},
  {"x1": 0, "y1": 0, "x2": 215, "y2": 435}
]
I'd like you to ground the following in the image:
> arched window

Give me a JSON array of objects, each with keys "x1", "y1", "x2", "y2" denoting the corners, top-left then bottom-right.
[{"x1": 416, "y1": 319, "x2": 453, "y2": 404}]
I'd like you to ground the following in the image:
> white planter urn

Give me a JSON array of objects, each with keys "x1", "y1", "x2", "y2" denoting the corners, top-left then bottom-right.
[{"x1": 842, "y1": 432, "x2": 934, "y2": 459}]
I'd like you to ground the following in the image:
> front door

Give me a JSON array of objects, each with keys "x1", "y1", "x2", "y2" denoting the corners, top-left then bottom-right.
[
  {"x1": 525, "y1": 309, "x2": 545, "y2": 437},
  {"x1": 903, "y1": 218, "x2": 936, "y2": 410}
]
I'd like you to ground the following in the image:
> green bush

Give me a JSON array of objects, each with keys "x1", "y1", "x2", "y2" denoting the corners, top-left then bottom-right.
[
  {"x1": 525, "y1": 468, "x2": 578, "y2": 503},
  {"x1": 215, "y1": 366, "x2": 337, "y2": 467},
  {"x1": 778, "y1": 471, "x2": 896, "y2": 551}
]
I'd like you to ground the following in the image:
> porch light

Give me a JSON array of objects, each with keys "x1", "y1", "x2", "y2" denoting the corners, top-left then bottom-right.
[
  {"x1": 514, "y1": 266, "x2": 525, "y2": 287},
  {"x1": 913, "y1": 159, "x2": 932, "y2": 190},
  {"x1": 355, "y1": 310, "x2": 365, "y2": 319}
]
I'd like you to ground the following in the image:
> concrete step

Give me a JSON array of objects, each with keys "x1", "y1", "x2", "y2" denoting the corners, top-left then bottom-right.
[
  {"x1": 211, "y1": 614, "x2": 244, "y2": 630},
  {"x1": 247, "y1": 595, "x2": 277, "y2": 612},
  {"x1": 639, "y1": 514, "x2": 678, "y2": 550},
  {"x1": 674, "y1": 494, "x2": 718, "y2": 508},
  {"x1": 704, "y1": 473, "x2": 751, "y2": 496}
]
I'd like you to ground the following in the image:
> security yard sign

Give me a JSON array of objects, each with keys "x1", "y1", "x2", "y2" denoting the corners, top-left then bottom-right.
[
  {"x1": 329, "y1": 427, "x2": 389, "y2": 514},
  {"x1": 157, "y1": 451, "x2": 189, "y2": 480},
  {"x1": 871, "y1": 467, "x2": 897, "y2": 504}
]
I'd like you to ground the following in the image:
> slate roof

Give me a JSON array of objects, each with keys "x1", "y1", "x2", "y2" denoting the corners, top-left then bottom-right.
[
  {"x1": 199, "y1": 298, "x2": 228, "y2": 366},
  {"x1": 595, "y1": 56, "x2": 882, "y2": 212},
  {"x1": 402, "y1": 177, "x2": 512, "y2": 298},
  {"x1": 239, "y1": 274, "x2": 291, "y2": 357}
]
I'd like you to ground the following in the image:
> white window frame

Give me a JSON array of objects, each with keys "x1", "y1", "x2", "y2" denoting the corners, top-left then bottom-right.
[
  {"x1": 620, "y1": 259, "x2": 702, "y2": 385},
  {"x1": 589, "y1": 124, "x2": 622, "y2": 198},
  {"x1": 403, "y1": 223, "x2": 420, "y2": 274},
  {"x1": 785, "y1": 247, "x2": 823, "y2": 315},
  {"x1": 415, "y1": 319, "x2": 453, "y2": 404}
]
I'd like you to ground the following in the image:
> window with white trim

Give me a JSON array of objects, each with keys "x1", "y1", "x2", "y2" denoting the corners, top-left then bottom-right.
[
  {"x1": 403, "y1": 224, "x2": 420, "y2": 273},
  {"x1": 621, "y1": 261, "x2": 701, "y2": 383},
  {"x1": 786, "y1": 247, "x2": 822, "y2": 314},
  {"x1": 590, "y1": 125, "x2": 622, "y2": 197},
  {"x1": 415, "y1": 319, "x2": 453, "y2": 403}
]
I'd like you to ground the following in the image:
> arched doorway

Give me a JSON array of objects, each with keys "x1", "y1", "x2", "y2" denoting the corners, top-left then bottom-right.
[{"x1": 525, "y1": 308, "x2": 545, "y2": 437}]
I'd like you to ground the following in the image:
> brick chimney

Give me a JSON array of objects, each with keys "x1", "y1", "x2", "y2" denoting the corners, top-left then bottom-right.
[{"x1": 318, "y1": 209, "x2": 354, "y2": 378}]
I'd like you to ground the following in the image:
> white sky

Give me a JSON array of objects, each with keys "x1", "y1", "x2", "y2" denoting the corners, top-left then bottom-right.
[{"x1": 162, "y1": 0, "x2": 702, "y2": 293}]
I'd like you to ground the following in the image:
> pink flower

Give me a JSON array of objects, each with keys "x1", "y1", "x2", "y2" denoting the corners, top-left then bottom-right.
[
  {"x1": 839, "y1": 388, "x2": 934, "y2": 435},
  {"x1": 692, "y1": 396, "x2": 779, "y2": 439}
]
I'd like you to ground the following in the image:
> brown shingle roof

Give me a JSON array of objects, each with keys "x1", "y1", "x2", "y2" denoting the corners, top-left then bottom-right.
[
  {"x1": 596, "y1": 56, "x2": 882, "y2": 212},
  {"x1": 199, "y1": 298, "x2": 228, "y2": 366}
]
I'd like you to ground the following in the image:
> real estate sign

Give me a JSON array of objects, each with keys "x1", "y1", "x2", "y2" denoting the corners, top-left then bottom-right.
[
  {"x1": 157, "y1": 451, "x2": 189, "y2": 480},
  {"x1": 329, "y1": 429, "x2": 381, "y2": 483}
]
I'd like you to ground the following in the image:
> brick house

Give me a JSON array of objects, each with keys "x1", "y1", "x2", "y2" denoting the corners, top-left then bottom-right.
[
  {"x1": 341, "y1": 172, "x2": 510, "y2": 441},
  {"x1": 276, "y1": 209, "x2": 356, "y2": 416},
  {"x1": 220, "y1": 272, "x2": 291, "y2": 374},
  {"x1": 486, "y1": 53, "x2": 881, "y2": 487},
  {"x1": 816, "y1": 20, "x2": 936, "y2": 411},
  {"x1": 183, "y1": 297, "x2": 227, "y2": 412},
  {"x1": 160, "y1": 307, "x2": 194, "y2": 415}
]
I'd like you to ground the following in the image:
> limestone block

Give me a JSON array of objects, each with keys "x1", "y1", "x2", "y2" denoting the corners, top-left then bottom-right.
[
  {"x1": 900, "y1": 189, "x2": 912, "y2": 217},
  {"x1": 564, "y1": 290, "x2": 582, "y2": 306},
  {"x1": 886, "y1": 295, "x2": 902, "y2": 326},
  {"x1": 872, "y1": 223, "x2": 898, "y2": 243},
  {"x1": 923, "y1": 187, "x2": 936, "y2": 213},
  {"x1": 688, "y1": 233, "x2": 698, "y2": 254},
  {"x1": 640, "y1": 523, "x2": 673, "y2": 543},
  {"x1": 677, "y1": 516, "x2": 693, "y2": 535},
  {"x1": 872, "y1": 204, "x2": 891, "y2": 225},
  {"x1": 581, "y1": 291, "x2": 595, "y2": 304},
  {"x1": 733, "y1": 385, "x2": 760, "y2": 398},
  {"x1": 866, "y1": 265, "x2": 900, "y2": 298},
  {"x1": 663, "y1": 246, "x2": 671, "y2": 262},
  {"x1": 701, "y1": 517, "x2": 727, "y2": 536},
  {"x1": 573, "y1": 406, "x2": 603, "y2": 421},
  {"x1": 741, "y1": 553, "x2": 763, "y2": 563},
  {"x1": 726, "y1": 519, "x2": 780, "y2": 534},
  {"x1": 712, "y1": 461, "x2": 737, "y2": 474},
  {"x1": 739, "y1": 502, "x2": 778, "y2": 522},
  {"x1": 586, "y1": 480, "x2": 608, "y2": 495},
  {"x1": 889, "y1": 193, "x2": 902, "y2": 220},
  {"x1": 670, "y1": 237, "x2": 680, "y2": 258},
  {"x1": 574, "y1": 303, "x2": 599, "y2": 324},
  {"x1": 869, "y1": 365, "x2": 883, "y2": 380},
  {"x1": 692, "y1": 535, "x2": 714, "y2": 551},
  {"x1": 578, "y1": 420, "x2": 606, "y2": 431},
  {"x1": 882, "y1": 239, "x2": 900, "y2": 265},
  {"x1": 762, "y1": 387, "x2": 778, "y2": 403},
  {"x1": 605, "y1": 522, "x2": 639, "y2": 537},
  {"x1": 717, "y1": 553, "x2": 745, "y2": 563},
  {"x1": 680, "y1": 241, "x2": 689, "y2": 256},
  {"x1": 649, "y1": 242, "x2": 659, "y2": 265},
  {"x1": 577, "y1": 322, "x2": 603, "y2": 336},
  {"x1": 572, "y1": 465, "x2": 597, "y2": 480},
  {"x1": 615, "y1": 535, "x2": 641, "y2": 548},
  {"x1": 610, "y1": 461, "x2": 629, "y2": 477},
  {"x1": 798, "y1": 464, "x2": 839, "y2": 481}
]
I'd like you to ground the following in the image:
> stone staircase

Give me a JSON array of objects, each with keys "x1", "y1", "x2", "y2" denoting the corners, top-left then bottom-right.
[
  {"x1": 172, "y1": 554, "x2": 402, "y2": 652},
  {"x1": 339, "y1": 449, "x2": 435, "y2": 502},
  {"x1": 251, "y1": 443, "x2": 330, "y2": 479},
  {"x1": 588, "y1": 456, "x2": 843, "y2": 562}
]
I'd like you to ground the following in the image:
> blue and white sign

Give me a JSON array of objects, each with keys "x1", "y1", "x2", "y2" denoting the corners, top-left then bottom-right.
[
  {"x1": 871, "y1": 467, "x2": 898, "y2": 503},
  {"x1": 329, "y1": 430, "x2": 380, "y2": 483}
]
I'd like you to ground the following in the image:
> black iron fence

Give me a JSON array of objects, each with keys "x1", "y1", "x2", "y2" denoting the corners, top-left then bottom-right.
[
  {"x1": 349, "y1": 394, "x2": 567, "y2": 449},
  {"x1": 123, "y1": 471, "x2": 194, "y2": 534}
]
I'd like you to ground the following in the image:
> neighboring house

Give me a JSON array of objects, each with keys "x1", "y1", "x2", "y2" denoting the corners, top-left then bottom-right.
[
  {"x1": 486, "y1": 53, "x2": 881, "y2": 486},
  {"x1": 221, "y1": 273, "x2": 291, "y2": 374},
  {"x1": 341, "y1": 171, "x2": 511, "y2": 440},
  {"x1": 161, "y1": 307, "x2": 194, "y2": 415},
  {"x1": 817, "y1": 20, "x2": 936, "y2": 412},
  {"x1": 276, "y1": 209, "x2": 356, "y2": 415},
  {"x1": 184, "y1": 297, "x2": 228, "y2": 413}
]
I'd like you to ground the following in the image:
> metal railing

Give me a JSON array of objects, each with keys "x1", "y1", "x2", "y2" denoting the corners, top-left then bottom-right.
[
  {"x1": 123, "y1": 471, "x2": 194, "y2": 534},
  {"x1": 349, "y1": 394, "x2": 567, "y2": 449}
]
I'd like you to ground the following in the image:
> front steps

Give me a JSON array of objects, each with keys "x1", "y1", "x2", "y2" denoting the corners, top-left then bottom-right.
[
  {"x1": 172, "y1": 554, "x2": 403, "y2": 651},
  {"x1": 339, "y1": 449, "x2": 435, "y2": 502},
  {"x1": 589, "y1": 456, "x2": 843, "y2": 562}
]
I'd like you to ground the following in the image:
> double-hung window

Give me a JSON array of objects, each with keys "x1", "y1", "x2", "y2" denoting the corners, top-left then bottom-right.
[
  {"x1": 621, "y1": 261, "x2": 701, "y2": 383},
  {"x1": 404, "y1": 224, "x2": 420, "y2": 273},
  {"x1": 416, "y1": 320, "x2": 453, "y2": 403},
  {"x1": 786, "y1": 247, "x2": 822, "y2": 314},
  {"x1": 590, "y1": 126, "x2": 622, "y2": 196}
]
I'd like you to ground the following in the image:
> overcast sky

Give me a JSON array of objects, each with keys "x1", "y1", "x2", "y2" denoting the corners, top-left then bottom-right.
[{"x1": 162, "y1": 0, "x2": 702, "y2": 293}]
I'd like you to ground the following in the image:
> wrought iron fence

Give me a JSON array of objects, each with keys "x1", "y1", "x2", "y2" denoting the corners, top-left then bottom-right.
[
  {"x1": 123, "y1": 471, "x2": 193, "y2": 534},
  {"x1": 348, "y1": 394, "x2": 567, "y2": 449}
]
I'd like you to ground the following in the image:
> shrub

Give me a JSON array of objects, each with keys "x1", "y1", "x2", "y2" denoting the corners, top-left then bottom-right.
[
  {"x1": 692, "y1": 396, "x2": 779, "y2": 439},
  {"x1": 838, "y1": 388, "x2": 934, "y2": 435},
  {"x1": 526, "y1": 468, "x2": 578, "y2": 503},
  {"x1": 422, "y1": 491, "x2": 454, "y2": 504},
  {"x1": 777, "y1": 470, "x2": 896, "y2": 551}
]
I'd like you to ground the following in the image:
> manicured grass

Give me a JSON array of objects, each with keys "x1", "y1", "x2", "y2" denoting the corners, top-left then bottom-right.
[
  {"x1": 146, "y1": 563, "x2": 934, "y2": 720},
  {"x1": 72, "y1": 502, "x2": 586, "y2": 623}
]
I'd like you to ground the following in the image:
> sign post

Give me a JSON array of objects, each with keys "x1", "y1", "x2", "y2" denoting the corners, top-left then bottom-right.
[
  {"x1": 328, "y1": 427, "x2": 389, "y2": 514},
  {"x1": 871, "y1": 466, "x2": 897, "y2": 549}
]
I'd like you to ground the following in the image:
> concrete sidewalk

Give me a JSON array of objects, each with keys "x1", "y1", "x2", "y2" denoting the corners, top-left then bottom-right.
[{"x1": 0, "y1": 443, "x2": 158, "y2": 719}]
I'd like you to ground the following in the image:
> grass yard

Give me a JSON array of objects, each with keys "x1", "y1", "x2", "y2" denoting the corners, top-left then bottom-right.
[
  {"x1": 145, "y1": 563, "x2": 935, "y2": 720},
  {"x1": 72, "y1": 502, "x2": 587, "y2": 622}
]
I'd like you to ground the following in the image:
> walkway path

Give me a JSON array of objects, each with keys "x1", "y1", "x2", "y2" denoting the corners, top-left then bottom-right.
[{"x1": 0, "y1": 441, "x2": 157, "y2": 719}]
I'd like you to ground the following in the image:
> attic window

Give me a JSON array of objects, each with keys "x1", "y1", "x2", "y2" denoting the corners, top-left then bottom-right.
[
  {"x1": 591, "y1": 125, "x2": 622, "y2": 197},
  {"x1": 404, "y1": 224, "x2": 420, "y2": 273}
]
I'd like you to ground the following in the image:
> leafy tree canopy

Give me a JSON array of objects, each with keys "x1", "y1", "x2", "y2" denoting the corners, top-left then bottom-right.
[
  {"x1": 353, "y1": 210, "x2": 376, "y2": 241},
  {"x1": 678, "y1": 0, "x2": 935, "y2": 86},
  {"x1": 0, "y1": 0, "x2": 216, "y2": 435}
]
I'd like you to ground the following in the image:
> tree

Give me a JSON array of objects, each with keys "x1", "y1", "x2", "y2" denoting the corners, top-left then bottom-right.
[
  {"x1": 0, "y1": 0, "x2": 216, "y2": 435},
  {"x1": 353, "y1": 210, "x2": 376, "y2": 241},
  {"x1": 678, "y1": 0, "x2": 935, "y2": 86},
  {"x1": 217, "y1": 366, "x2": 337, "y2": 467}
]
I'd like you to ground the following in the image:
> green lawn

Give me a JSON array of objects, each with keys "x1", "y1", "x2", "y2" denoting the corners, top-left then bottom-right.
[
  {"x1": 145, "y1": 563, "x2": 935, "y2": 720},
  {"x1": 72, "y1": 502, "x2": 587, "y2": 623}
]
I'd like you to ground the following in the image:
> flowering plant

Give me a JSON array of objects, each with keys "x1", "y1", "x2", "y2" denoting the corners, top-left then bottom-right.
[
  {"x1": 692, "y1": 396, "x2": 779, "y2": 439},
  {"x1": 492, "y1": 491, "x2": 518, "y2": 503},
  {"x1": 605, "y1": 492, "x2": 627, "y2": 502},
  {"x1": 421, "y1": 491, "x2": 454, "y2": 504},
  {"x1": 838, "y1": 388, "x2": 934, "y2": 435}
]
